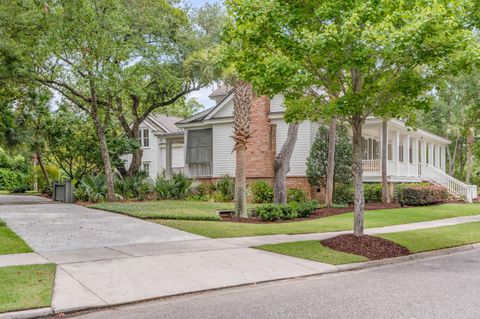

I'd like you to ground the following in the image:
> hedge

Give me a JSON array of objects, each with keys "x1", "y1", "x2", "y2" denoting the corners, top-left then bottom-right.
[
  {"x1": 333, "y1": 183, "x2": 382, "y2": 205},
  {"x1": 254, "y1": 201, "x2": 319, "y2": 221},
  {"x1": 397, "y1": 185, "x2": 448, "y2": 206},
  {"x1": 0, "y1": 168, "x2": 29, "y2": 192}
]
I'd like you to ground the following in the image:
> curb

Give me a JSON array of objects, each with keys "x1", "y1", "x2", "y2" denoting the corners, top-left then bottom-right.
[
  {"x1": 4, "y1": 244, "x2": 480, "y2": 319},
  {"x1": 0, "y1": 308, "x2": 53, "y2": 319}
]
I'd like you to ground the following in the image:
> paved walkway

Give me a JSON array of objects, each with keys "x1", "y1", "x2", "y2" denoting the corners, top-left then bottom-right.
[{"x1": 0, "y1": 201, "x2": 202, "y2": 251}]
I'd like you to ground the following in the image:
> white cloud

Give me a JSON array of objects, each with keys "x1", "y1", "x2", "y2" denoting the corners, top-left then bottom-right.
[{"x1": 188, "y1": 85, "x2": 216, "y2": 109}]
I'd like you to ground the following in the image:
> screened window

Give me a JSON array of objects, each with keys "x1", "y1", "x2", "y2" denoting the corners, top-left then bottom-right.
[
  {"x1": 142, "y1": 162, "x2": 150, "y2": 173},
  {"x1": 362, "y1": 137, "x2": 379, "y2": 160},
  {"x1": 186, "y1": 129, "x2": 213, "y2": 177},
  {"x1": 399, "y1": 145, "x2": 404, "y2": 162},
  {"x1": 409, "y1": 144, "x2": 413, "y2": 164},
  {"x1": 387, "y1": 142, "x2": 392, "y2": 161},
  {"x1": 138, "y1": 129, "x2": 150, "y2": 148}
]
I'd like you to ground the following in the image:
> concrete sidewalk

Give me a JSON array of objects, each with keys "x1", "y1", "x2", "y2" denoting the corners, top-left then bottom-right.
[{"x1": 2, "y1": 213, "x2": 480, "y2": 317}]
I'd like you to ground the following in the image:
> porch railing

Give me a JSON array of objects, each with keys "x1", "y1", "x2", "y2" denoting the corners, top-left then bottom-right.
[
  {"x1": 362, "y1": 160, "x2": 381, "y2": 176},
  {"x1": 422, "y1": 163, "x2": 478, "y2": 203}
]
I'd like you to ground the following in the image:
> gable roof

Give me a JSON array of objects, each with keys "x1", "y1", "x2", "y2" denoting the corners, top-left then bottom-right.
[
  {"x1": 146, "y1": 114, "x2": 183, "y2": 133},
  {"x1": 176, "y1": 90, "x2": 235, "y2": 125}
]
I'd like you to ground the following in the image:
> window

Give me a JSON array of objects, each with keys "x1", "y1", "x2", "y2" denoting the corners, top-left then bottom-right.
[
  {"x1": 142, "y1": 162, "x2": 150, "y2": 173},
  {"x1": 186, "y1": 129, "x2": 212, "y2": 177},
  {"x1": 387, "y1": 143, "x2": 392, "y2": 161},
  {"x1": 426, "y1": 143, "x2": 430, "y2": 164},
  {"x1": 409, "y1": 144, "x2": 413, "y2": 164},
  {"x1": 138, "y1": 129, "x2": 150, "y2": 148},
  {"x1": 362, "y1": 137, "x2": 380, "y2": 160},
  {"x1": 399, "y1": 145, "x2": 404, "y2": 162},
  {"x1": 433, "y1": 146, "x2": 436, "y2": 167}
]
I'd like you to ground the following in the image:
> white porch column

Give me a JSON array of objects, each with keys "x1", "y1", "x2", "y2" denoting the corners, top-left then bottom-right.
[
  {"x1": 414, "y1": 138, "x2": 419, "y2": 176},
  {"x1": 405, "y1": 136, "x2": 410, "y2": 176},
  {"x1": 421, "y1": 140, "x2": 427, "y2": 164},
  {"x1": 395, "y1": 130, "x2": 400, "y2": 176},
  {"x1": 436, "y1": 145, "x2": 441, "y2": 169},
  {"x1": 428, "y1": 143, "x2": 433, "y2": 166}
]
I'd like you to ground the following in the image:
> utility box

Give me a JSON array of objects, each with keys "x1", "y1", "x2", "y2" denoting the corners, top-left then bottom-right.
[{"x1": 53, "y1": 180, "x2": 75, "y2": 203}]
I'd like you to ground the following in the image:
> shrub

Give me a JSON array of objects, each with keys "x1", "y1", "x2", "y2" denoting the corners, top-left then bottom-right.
[
  {"x1": 394, "y1": 182, "x2": 431, "y2": 202},
  {"x1": 287, "y1": 188, "x2": 307, "y2": 203},
  {"x1": 364, "y1": 183, "x2": 382, "y2": 203},
  {"x1": 250, "y1": 180, "x2": 273, "y2": 203},
  {"x1": 397, "y1": 185, "x2": 448, "y2": 206},
  {"x1": 115, "y1": 172, "x2": 152, "y2": 200},
  {"x1": 213, "y1": 175, "x2": 235, "y2": 202},
  {"x1": 254, "y1": 201, "x2": 319, "y2": 221},
  {"x1": 333, "y1": 183, "x2": 354, "y2": 205},
  {"x1": 74, "y1": 175, "x2": 109, "y2": 202},
  {"x1": 0, "y1": 168, "x2": 28, "y2": 192},
  {"x1": 154, "y1": 173, "x2": 199, "y2": 200}
]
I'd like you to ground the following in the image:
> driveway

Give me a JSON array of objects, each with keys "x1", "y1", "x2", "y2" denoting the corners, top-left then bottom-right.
[{"x1": 0, "y1": 195, "x2": 202, "y2": 251}]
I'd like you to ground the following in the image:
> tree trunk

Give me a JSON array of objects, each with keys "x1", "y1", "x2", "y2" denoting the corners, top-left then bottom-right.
[
  {"x1": 325, "y1": 120, "x2": 336, "y2": 207},
  {"x1": 128, "y1": 148, "x2": 144, "y2": 176},
  {"x1": 35, "y1": 147, "x2": 50, "y2": 188},
  {"x1": 232, "y1": 80, "x2": 253, "y2": 218},
  {"x1": 448, "y1": 137, "x2": 459, "y2": 176},
  {"x1": 351, "y1": 115, "x2": 365, "y2": 236},
  {"x1": 235, "y1": 145, "x2": 247, "y2": 217},
  {"x1": 274, "y1": 123, "x2": 300, "y2": 204},
  {"x1": 465, "y1": 128, "x2": 474, "y2": 184},
  {"x1": 89, "y1": 80, "x2": 116, "y2": 202},
  {"x1": 381, "y1": 120, "x2": 389, "y2": 203}
]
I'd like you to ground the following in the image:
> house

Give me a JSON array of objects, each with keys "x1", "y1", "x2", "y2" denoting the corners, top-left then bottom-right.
[
  {"x1": 137, "y1": 87, "x2": 478, "y2": 202},
  {"x1": 123, "y1": 114, "x2": 185, "y2": 178}
]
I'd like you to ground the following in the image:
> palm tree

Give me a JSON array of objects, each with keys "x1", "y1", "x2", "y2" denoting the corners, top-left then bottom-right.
[{"x1": 232, "y1": 80, "x2": 253, "y2": 217}]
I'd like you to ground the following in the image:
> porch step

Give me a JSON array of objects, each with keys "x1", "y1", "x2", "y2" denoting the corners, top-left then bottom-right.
[{"x1": 421, "y1": 164, "x2": 478, "y2": 203}]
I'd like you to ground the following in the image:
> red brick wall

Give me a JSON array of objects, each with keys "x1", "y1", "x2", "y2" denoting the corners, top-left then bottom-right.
[{"x1": 245, "y1": 96, "x2": 275, "y2": 178}]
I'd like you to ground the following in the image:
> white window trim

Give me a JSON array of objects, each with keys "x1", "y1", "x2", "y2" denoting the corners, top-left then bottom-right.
[{"x1": 139, "y1": 129, "x2": 150, "y2": 149}]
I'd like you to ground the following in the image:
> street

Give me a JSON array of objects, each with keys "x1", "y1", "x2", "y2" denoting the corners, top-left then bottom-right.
[{"x1": 68, "y1": 248, "x2": 480, "y2": 319}]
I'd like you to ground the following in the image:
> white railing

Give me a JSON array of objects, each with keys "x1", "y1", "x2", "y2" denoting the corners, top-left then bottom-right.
[
  {"x1": 362, "y1": 160, "x2": 381, "y2": 176},
  {"x1": 422, "y1": 164, "x2": 478, "y2": 203}
]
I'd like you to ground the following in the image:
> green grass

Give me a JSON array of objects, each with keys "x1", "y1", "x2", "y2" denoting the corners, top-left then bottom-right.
[
  {"x1": 0, "y1": 264, "x2": 56, "y2": 313},
  {"x1": 91, "y1": 200, "x2": 258, "y2": 221},
  {"x1": 256, "y1": 241, "x2": 367, "y2": 265},
  {"x1": 155, "y1": 203, "x2": 480, "y2": 238},
  {"x1": 0, "y1": 220, "x2": 32, "y2": 255},
  {"x1": 379, "y1": 221, "x2": 480, "y2": 253}
]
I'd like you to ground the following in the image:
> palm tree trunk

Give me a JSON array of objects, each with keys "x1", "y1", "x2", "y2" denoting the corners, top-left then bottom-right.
[
  {"x1": 233, "y1": 80, "x2": 253, "y2": 218},
  {"x1": 325, "y1": 120, "x2": 336, "y2": 207}
]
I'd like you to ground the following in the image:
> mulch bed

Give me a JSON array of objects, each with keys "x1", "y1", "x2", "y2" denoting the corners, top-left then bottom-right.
[
  {"x1": 321, "y1": 234, "x2": 411, "y2": 260},
  {"x1": 220, "y1": 202, "x2": 403, "y2": 224}
]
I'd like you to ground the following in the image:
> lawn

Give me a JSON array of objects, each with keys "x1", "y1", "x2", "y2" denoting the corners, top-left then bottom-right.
[
  {"x1": 155, "y1": 203, "x2": 480, "y2": 238},
  {"x1": 379, "y1": 221, "x2": 480, "y2": 253},
  {"x1": 91, "y1": 200, "x2": 258, "y2": 221},
  {"x1": 0, "y1": 219, "x2": 32, "y2": 255},
  {"x1": 0, "y1": 264, "x2": 56, "y2": 313},
  {"x1": 257, "y1": 241, "x2": 367, "y2": 265}
]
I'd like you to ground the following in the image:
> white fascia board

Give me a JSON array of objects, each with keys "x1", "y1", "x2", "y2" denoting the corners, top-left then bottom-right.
[{"x1": 204, "y1": 93, "x2": 234, "y2": 120}]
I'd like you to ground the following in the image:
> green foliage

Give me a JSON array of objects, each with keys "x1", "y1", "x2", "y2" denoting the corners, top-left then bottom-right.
[
  {"x1": 254, "y1": 201, "x2": 319, "y2": 221},
  {"x1": 364, "y1": 184, "x2": 383, "y2": 203},
  {"x1": 74, "y1": 175, "x2": 120, "y2": 202},
  {"x1": 333, "y1": 184, "x2": 355, "y2": 205},
  {"x1": 0, "y1": 168, "x2": 28, "y2": 192},
  {"x1": 115, "y1": 172, "x2": 152, "y2": 201},
  {"x1": 397, "y1": 186, "x2": 449, "y2": 206},
  {"x1": 153, "y1": 173, "x2": 200, "y2": 200},
  {"x1": 213, "y1": 175, "x2": 235, "y2": 202},
  {"x1": 287, "y1": 188, "x2": 307, "y2": 203},
  {"x1": 307, "y1": 124, "x2": 352, "y2": 188},
  {"x1": 250, "y1": 180, "x2": 273, "y2": 203}
]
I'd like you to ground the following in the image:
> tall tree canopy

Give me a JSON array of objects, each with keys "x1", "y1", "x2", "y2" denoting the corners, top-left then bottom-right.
[
  {"x1": 2, "y1": 0, "x2": 222, "y2": 200},
  {"x1": 224, "y1": 0, "x2": 475, "y2": 235}
]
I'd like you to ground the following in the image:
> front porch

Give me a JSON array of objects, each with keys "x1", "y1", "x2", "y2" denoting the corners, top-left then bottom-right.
[{"x1": 361, "y1": 118, "x2": 449, "y2": 183}]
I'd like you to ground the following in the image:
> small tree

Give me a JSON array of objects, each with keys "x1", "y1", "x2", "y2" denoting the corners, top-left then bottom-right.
[
  {"x1": 225, "y1": 0, "x2": 472, "y2": 235},
  {"x1": 307, "y1": 123, "x2": 352, "y2": 196}
]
